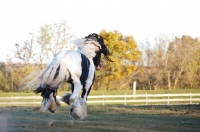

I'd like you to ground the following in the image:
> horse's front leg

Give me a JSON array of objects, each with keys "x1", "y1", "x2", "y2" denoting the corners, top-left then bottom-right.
[
  {"x1": 69, "y1": 82, "x2": 82, "y2": 103},
  {"x1": 81, "y1": 85, "x2": 92, "y2": 103},
  {"x1": 81, "y1": 76, "x2": 95, "y2": 103},
  {"x1": 81, "y1": 70, "x2": 95, "y2": 103}
]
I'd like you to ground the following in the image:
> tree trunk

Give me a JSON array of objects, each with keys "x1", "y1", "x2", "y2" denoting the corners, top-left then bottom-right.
[
  {"x1": 174, "y1": 77, "x2": 178, "y2": 89},
  {"x1": 119, "y1": 83, "x2": 128, "y2": 90},
  {"x1": 167, "y1": 70, "x2": 171, "y2": 90},
  {"x1": 173, "y1": 67, "x2": 183, "y2": 89},
  {"x1": 148, "y1": 80, "x2": 152, "y2": 90}
]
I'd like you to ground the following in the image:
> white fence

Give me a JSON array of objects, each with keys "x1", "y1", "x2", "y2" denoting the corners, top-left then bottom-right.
[{"x1": 0, "y1": 93, "x2": 200, "y2": 106}]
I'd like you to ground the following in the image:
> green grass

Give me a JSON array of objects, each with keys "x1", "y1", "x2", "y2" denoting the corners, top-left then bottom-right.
[{"x1": 0, "y1": 104, "x2": 200, "y2": 132}]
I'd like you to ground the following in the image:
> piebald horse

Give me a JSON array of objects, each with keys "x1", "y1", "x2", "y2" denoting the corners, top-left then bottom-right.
[{"x1": 22, "y1": 33, "x2": 112, "y2": 120}]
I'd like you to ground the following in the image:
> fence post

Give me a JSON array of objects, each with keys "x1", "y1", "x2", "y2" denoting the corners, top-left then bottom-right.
[
  {"x1": 167, "y1": 93, "x2": 169, "y2": 105},
  {"x1": 34, "y1": 95, "x2": 36, "y2": 106},
  {"x1": 124, "y1": 93, "x2": 126, "y2": 105},
  {"x1": 190, "y1": 92, "x2": 192, "y2": 104},
  {"x1": 145, "y1": 93, "x2": 148, "y2": 105},
  {"x1": 133, "y1": 81, "x2": 136, "y2": 98},
  {"x1": 10, "y1": 96, "x2": 13, "y2": 106},
  {"x1": 102, "y1": 94, "x2": 104, "y2": 106}
]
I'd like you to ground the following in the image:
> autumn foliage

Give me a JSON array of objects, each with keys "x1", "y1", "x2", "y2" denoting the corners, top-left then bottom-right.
[
  {"x1": 1, "y1": 24, "x2": 200, "y2": 91},
  {"x1": 92, "y1": 30, "x2": 141, "y2": 90}
]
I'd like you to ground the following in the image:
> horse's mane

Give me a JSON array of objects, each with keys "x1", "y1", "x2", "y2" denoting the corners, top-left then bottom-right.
[{"x1": 71, "y1": 38, "x2": 101, "y2": 59}]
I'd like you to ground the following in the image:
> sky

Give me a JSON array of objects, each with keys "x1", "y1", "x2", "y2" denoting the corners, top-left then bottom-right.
[{"x1": 0, "y1": 0, "x2": 200, "y2": 62}]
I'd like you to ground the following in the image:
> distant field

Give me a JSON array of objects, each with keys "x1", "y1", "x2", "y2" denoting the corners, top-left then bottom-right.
[
  {"x1": 0, "y1": 104, "x2": 200, "y2": 132},
  {"x1": 1, "y1": 89, "x2": 200, "y2": 97}
]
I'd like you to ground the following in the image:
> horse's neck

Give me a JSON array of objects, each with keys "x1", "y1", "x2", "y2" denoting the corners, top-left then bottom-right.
[{"x1": 78, "y1": 47, "x2": 96, "y2": 60}]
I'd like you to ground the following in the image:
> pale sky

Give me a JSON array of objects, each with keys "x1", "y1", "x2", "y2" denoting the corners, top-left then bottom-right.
[{"x1": 0, "y1": 0, "x2": 200, "y2": 62}]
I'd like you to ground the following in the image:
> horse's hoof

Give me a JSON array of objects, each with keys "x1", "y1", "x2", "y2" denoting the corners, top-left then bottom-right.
[
  {"x1": 70, "y1": 102, "x2": 87, "y2": 120},
  {"x1": 48, "y1": 108, "x2": 55, "y2": 113}
]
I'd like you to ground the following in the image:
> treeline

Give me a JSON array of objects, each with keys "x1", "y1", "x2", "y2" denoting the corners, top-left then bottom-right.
[
  {"x1": 0, "y1": 22, "x2": 200, "y2": 92},
  {"x1": 135, "y1": 35, "x2": 200, "y2": 90},
  {"x1": 0, "y1": 21, "x2": 73, "y2": 92}
]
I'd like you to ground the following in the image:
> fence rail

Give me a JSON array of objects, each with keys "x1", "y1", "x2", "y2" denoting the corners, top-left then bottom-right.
[{"x1": 0, "y1": 93, "x2": 200, "y2": 106}]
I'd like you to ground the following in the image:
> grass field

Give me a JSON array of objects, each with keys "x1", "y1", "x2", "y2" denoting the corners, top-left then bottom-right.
[{"x1": 0, "y1": 104, "x2": 200, "y2": 132}]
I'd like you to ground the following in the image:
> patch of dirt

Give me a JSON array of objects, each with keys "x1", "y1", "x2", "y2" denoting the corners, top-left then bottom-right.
[{"x1": 0, "y1": 112, "x2": 10, "y2": 132}]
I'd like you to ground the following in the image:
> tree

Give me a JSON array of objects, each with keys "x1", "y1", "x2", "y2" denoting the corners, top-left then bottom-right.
[
  {"x1": 37, "y1": 20, "x2": 74, "y2": 65},
  {"x1": 167, "y1": 35, "x2": 200, "y2": 89},
  {"x1": 12, "y1": 33, "x2": 38, "y2": 91},
  {"x1": 14, "y1": 33, "x2": 35, "y2": 64},
  {"x1": 0, "y1": 63, "x2": 12, "y2": 92},
  {"x1": 136, "y1": 35, "x2": 200, "y2": 90},
  {"x1": 95, "y1": 30, "x2": 141, "y2": 90},
  {"x1": 36, "y1": 24, "x2": 52, "y2": 66},
  {"x1": 48, "y1": 21, "x2": 74, "y2": 56},
  {"x1": 136, "y1": 34, "x2": 174, "y2": 90},
  {"x1": 9, "y1": 21, "x2": 74, "y2": 92}
]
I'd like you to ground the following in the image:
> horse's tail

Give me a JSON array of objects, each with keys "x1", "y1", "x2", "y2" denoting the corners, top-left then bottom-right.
[
  {"x1": 40, "y1": 56, "x2": 68, "y2": 88},
  {"x1": 19, "y1": 69, "x2": 45, "y2": 91},
  {"x1": 20, "y1": 51, "x2": 69, "y2": 91}
]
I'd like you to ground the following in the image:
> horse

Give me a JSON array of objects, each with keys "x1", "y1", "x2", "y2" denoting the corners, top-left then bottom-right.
[{"x1": 21, "y1": 33, "x2": 112, "y2": 120}]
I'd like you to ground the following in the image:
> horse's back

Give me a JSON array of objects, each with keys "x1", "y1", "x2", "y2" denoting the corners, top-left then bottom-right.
[{"x1": 56, "y1": 50, "x2": 93, "y2": 84}]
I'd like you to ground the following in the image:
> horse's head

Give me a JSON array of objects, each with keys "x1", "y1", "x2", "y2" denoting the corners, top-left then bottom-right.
[
  {"x1": 34, "y1": 86, "x2": 60, "y2": 113},
  {"x1": 85, "y1": 33, "x2": 113, "y2": 70}
]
